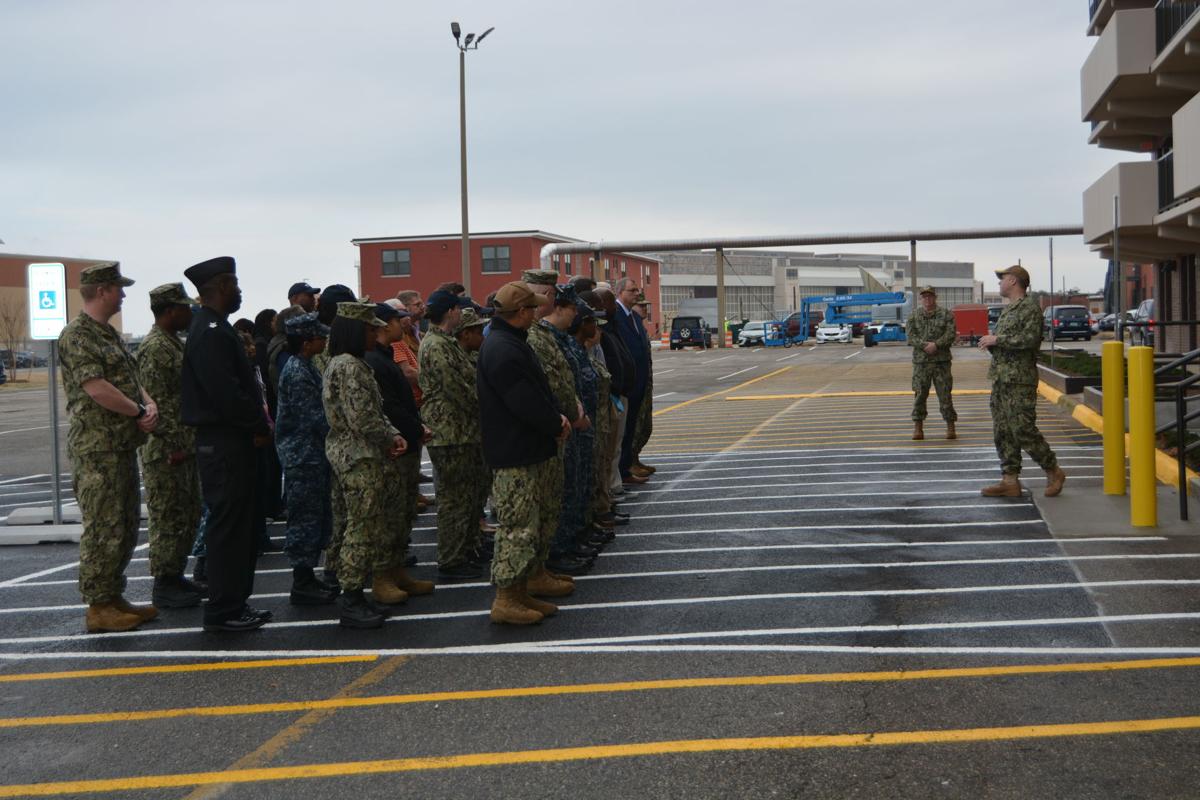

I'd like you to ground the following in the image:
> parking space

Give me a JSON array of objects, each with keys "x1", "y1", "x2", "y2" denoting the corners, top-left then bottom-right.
[{"x1": 0, "y1": 344, "x2": 1197, "y2": 797}]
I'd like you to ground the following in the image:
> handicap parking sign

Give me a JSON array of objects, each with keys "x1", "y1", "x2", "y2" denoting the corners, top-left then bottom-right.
[
  {"x1": 39, "y1": 291, "x2": 57, "y2": 310},
  {"x1": 27, "y1": 263, "x2": 68, "y2": 340}
]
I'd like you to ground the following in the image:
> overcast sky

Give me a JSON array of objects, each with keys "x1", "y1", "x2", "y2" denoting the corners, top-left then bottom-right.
[{"x1": 2, "y1": 1, "x2": 1124, "y2": 332}]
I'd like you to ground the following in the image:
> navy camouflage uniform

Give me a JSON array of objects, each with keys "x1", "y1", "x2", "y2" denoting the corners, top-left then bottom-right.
[
  {"x1": 550, "y1": 322, "x2": 597, "y2": 552},
  {"x1": 275, "y1": 349, "x2": 332, "y2": 569},
  {"x1": 906, "y1": 304, "x2": 958, "y2": 423},
  {"x1": 988, "y1": 296, "x2": 1059, "y2": 475}
]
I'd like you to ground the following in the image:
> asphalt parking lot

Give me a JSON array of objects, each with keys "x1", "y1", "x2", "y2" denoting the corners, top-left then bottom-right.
[{"x1": 0, "y1": 340, "x2": 1198, "y2": 798}]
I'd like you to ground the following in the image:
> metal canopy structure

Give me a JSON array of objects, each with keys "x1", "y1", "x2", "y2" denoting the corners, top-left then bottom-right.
[{"x1": 539, "y1": 224, "x2": 1084, "y2": 347}]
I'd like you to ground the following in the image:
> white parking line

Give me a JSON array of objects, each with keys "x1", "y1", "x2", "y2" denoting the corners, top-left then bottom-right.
[
  {"x1": 598, "y1": 536, "x2": 1165, "y2": 558},
  {"x1": 0, "y1": 474, "x2": 51, "y2": 486},
  {"x1": 633, "y1": 502, "x2": 1034, "y2": 521},
  {"x1": 653, "y1": 392, "x2": 677, "y2": 400},
  {"x1": 775, "y1": 352, "x2": 804, "y2": 362},
  {"x1": 843, "y1": 349, "x2": 863, "y2": 359},
  {"x1": 0, "y1": 543, "x2": 148, "y2": 588},
  {"x1": 647, "y1": 456, "x2": 1104, "y2": 477},
  {"x1": 650, "y1": 466, "x2": 1103, "y2": 485},
  {"x1": 622, "y1": 489, "x2": 1043, "y2": 506},
  {"x1": 717, "y1": 366, "x2": 758, "y2": 381}
]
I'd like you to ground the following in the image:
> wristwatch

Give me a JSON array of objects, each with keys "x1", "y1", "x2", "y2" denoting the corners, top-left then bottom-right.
[{"x1": 136, "y1": 402, "x2": 147, "y2": 419}]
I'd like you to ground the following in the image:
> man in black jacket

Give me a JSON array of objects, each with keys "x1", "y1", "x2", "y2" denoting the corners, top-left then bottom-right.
[
  {"x1": 596, "y1": 288, "x2": 636, "y2": 496},
  {"x1": 181, "y1": 256, "x2": 271, "y2": 633},
  {"x1": 477, "y1": 282, "x2": 571, "y2": 625},
  {"x1": 365, "y1": 303, "x2": 435, "y2": 603}
]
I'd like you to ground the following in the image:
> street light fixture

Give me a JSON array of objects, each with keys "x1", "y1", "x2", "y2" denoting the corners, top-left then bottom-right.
[{"x1": 450, "y1": 20, "x2": 494, "y2": 297}]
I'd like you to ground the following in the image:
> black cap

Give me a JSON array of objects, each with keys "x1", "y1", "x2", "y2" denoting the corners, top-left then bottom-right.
[
  {"x1": 288, "y1": 281, "x2": 320, "y2": 297},
  {"x1": 374, "y1": 302, "x2": 410, "y2": 323},
  {"x1": 184, "y1": 256, "x2": 236, "y2": 291},
  {"x1": 554, "y1": 283, "x2": 578, "y2": 305},
  {"x1": 426, "y1": 289, "x2": 473, "y2": 316}
]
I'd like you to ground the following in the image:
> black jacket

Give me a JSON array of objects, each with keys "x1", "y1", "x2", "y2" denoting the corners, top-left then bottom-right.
[
  {"x1": 600, "y1": 326, "x2": 636, "y2": 397},
  {"x1": 364, "y1": 343, "x2": 424, "y2": 448},
  {"x1": 476, "y1": 316, "x2": 562, "y2": 468},
  {"x1": 182, "y1": 305, "x2": 268, "y2": 434}
]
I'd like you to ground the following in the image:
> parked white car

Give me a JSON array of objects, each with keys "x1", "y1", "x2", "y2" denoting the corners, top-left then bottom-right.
[
  {"x1": 737, "y1": 321, "x2": 768, "y2": 347},
  {"x1": 815, "y1": 322, "x2": 852, "y2": 343}
]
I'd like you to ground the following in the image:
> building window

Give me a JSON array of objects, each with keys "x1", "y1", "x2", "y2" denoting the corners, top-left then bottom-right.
[
  {"x1": 644, "y1": 265, "x2": 652, "y2": 285},
  {"x1": 604, "y1": 259, "x2": 610, "y2": 280},
  {"x1": 786, "y1": 268, "x2": 798, "y2": 279},
  {"x1": 381, "y1": 249, "x2": 411, "y2": 277},
  {"x1": 565, "y1": 254, "x2": 573, "y2": 276},
  {"x1": 481, "y1": 246, "x2": 511, "y2": 274},
  {"x1": 621, "y1": 261, "x2": 627, "y2": 275}
]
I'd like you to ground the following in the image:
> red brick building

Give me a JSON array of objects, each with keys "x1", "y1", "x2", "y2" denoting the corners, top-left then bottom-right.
[{"x1": 352, "y1": 230, "x2": 664, "y2": 338}]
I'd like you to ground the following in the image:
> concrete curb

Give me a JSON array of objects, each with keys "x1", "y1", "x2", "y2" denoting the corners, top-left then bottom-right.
[
  {"x1": 0, "y1": 525, "x2": 82, "y2": 545},
  {"x1": 1037, "y1": 381, "x2": 1199, "y2": 494}
]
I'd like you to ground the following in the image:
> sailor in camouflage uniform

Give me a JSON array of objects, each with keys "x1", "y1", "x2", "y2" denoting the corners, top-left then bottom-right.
[
  {"x1": 522, "y1": 269, "x2": 590, "y2": 580},
  {"x1": 478, "y1": 282, "x2": 573, "y2": 624},
  {"x1": 905, "y1": 286, "x2": 958, "y2": 441},
  {"x1": 419, "y1": 294, "x2": 491, "y2": 579},
  {"x1": 977, "y1": 265, "x2": 1066, "y2": 498},
  {"x1": 59, "y1": 263, "x2": 159, "y2": 633},
  {"x1": 323, "y1": 302, "x2": 405, "y2": 629},
  {"x1": 274, "y1": 312, "x2": 338, "y2": 606},
  {"x1": 137, "y1": 283, "x2": 205, "y2": 609}
]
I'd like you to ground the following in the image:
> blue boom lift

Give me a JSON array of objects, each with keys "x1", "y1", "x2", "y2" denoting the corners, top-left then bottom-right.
[{"x1": 763, "y1": 291, "x2": 908, "y2": 346}]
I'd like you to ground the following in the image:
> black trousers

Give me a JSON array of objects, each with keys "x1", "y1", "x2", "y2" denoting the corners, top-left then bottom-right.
[{"x1": 196, "y1": 428, "x2": 257, "y2": 624}]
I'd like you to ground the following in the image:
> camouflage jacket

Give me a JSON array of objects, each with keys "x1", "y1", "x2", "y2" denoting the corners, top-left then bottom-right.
[
  {"x1": 58, "y1": 312, "x2": 146, "y2": 455},
  {"x1": 906, "y1": 306, "x2": 956, "y2": 364},
  {"x1": 136, "y1": 324, "x2": 191, "y2": 463},
  {"x1": 275, "y1": 355, "x2": 329, "y2": 469},
  {"x1": 528, "y1": 320, "x2": 581, "y2": 422},
  {"x1": 417, "y1": 327, "x2": 480, "y2": 446},
  {"x1": 988, "y1": 296, "x2": 1042, "y2": 385},
  {"x1": 311, "y1": 349, "x2": 330, "y2": 378},
  {"x1": 322, "y1": 354, "x2": 399, "y2": 472}
]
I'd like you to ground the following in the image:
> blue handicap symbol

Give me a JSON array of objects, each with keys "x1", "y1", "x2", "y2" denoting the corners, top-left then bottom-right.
[{"x1": 39, "y1": 291, "x2": 57, "y2": 310}]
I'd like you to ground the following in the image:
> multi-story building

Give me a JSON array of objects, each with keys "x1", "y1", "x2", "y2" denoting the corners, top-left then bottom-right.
[
  {"x1": 651, "y1": 249, "x2": 976, "y2": 325},
  {"x1": 352, "y1": 230, "x2": 664, "y2": 337},
  {"x1": 1081, "y1": 0, "x2": 1200, "y2": 352}
]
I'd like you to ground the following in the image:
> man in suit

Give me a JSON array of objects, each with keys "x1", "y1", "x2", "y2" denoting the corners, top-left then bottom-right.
[{"x1": 613, "y1": 278, "x2": 649, "y2": 485}]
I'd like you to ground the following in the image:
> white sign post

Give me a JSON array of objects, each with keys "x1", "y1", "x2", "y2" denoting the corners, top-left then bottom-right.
[{"x1": 27, "y1": 263, "x2": 68, "y2": 526}]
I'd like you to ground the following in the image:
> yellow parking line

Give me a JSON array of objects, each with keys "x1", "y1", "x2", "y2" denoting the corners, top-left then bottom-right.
[
  {"x1": 653, "y1": 367, "x2": 793, "y2": 416},
  {"x1": 1, "y1": 657, "x2": 1197, "y2": 730},
  {"x1": 0, "y1": 656, "x2": 379, "y2": 684},
  {"x1": 3, "y1": 715, "x2": 1199, "y2": 796}
]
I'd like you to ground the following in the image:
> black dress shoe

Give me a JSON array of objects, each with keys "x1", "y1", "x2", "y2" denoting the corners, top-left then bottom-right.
[
  {"x1": 203, "y1": 610, "x2": 267, "y2": 633},
  {"x1": 245, "y1": 606, "x2": 274, "y2": 622},
  {"x1": 571, "y1": 543, "x2": 600, "y2": 559},
  {"x1": 438, "y1": 563, "x2": 483, "y2": 580},
  {"x1": 404, "y1": 553, "x2": 419, "y2": 567},
  {"x1": 290, "y1": 571, "x2": 338, "y2": 605},
  {"x1": 582, "y1": 533, "x2": 609, "y2": 549},
  {"x1": 546, "y1": 556, "x2": 592, "y2": 576},
  {"x1": 418, "y1": 472, "x2": 433, "y2": 484},
  {"x1": 152, "y1": 576, "x2": 204, "y2": 609},
  {"x1": 191, "y1": 556, "x2": 208, "y2": 584}
]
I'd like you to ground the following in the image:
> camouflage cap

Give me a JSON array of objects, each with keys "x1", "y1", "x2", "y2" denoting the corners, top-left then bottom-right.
[
  {"x1": 917, "y1": 285, "x2": 937, "y2": 296},
  {"x1": 995, "y1": 264, "x2": 1031, "y2": 288},
  {"x1": 521, "y1": 269, "x2": 560, "y2": 286},
  {"x1": 336, "y1": 301, "x2": 386, "y2": 328},
  {"x1": 81, "y1": 262, "x2": 134, "y2": 287},
  {"x1": 148, "y1": 282, "x2": 196, "y2": 306},
  {"x1": 454, "y1": 307, "x2": 487, "y2": 333},
  {"x1": 284, "y1": 311, "x2": 330, "y2": 340}
]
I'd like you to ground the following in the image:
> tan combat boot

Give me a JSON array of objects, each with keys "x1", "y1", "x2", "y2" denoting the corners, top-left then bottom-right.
[
  {"x1": 371, "y1": 575, "x2": 409, "y2": 605},
  {"x1": 1044, "y1": 466, "x2": 1067, "y2": 497},
  {"x1": 516, "y1": 581, "x2": 558, "y2": 617},
  {"x1": 115, "y1": 597, "x2": 158, "y2": 622},
  {"x1": 636, "y1": 460, "x2": 657, "y2": 475},
  {"x1": 85, "y1": 603, "x2": 143, "y2": 633},
  {"x1": 389, "y1": 566, "x2": 435, "y2": 596},
  {"x1": 981, "y1": 474, "x2": 1022, "y2": 497},
  {"x1": 490, "y1": 586, "x2": 544, "y2": 625},
  {"x1": 527, "y1": 566, "x2": 574, "y2": 598},
  {"x1": 945, "y1": 422, "x2": 957, "y2": 440},
  {"x1": 912, "y1": 421, "x2": 925, "y2": 441}
]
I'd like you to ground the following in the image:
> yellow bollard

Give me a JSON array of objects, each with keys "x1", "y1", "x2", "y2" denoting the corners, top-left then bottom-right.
[
  {"x1": 1102, "y1": 341, "x2": 1126, "y2": 495},
  {"x1": 1127, "y1": 346, "x2": 1156, "y2": 527}
]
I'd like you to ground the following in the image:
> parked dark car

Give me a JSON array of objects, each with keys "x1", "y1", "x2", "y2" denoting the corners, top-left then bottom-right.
[
  {"x1": 1043, "y1": 305, "x2": 1092, "y2": 342},
  {"x1": 669, "y1": 316, "x2": 713, "y2": 350},
  {"x1": 1130, "y1": 298, "x2": 1155, "y2": 347},
  {"x1": 1097, "y1": 312, "x2": 1117, "y2": 332}
]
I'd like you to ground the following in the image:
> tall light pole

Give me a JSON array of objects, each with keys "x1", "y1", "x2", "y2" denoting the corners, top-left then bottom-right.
[{"x1": 451, "y1": 22, "x2": 494, "y2": 297}]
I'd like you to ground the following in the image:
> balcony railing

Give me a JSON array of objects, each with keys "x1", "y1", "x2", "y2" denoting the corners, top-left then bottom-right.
[
  {"x1": 1157, "y1": 0, "x2": 1200, "y2": 52},
  {"x1": 1091, "y1": 0, "x2": 1103, "y2": 22},
  {"x1": 1159, "y1": 150, "x2": 1176, "y2": 209}
]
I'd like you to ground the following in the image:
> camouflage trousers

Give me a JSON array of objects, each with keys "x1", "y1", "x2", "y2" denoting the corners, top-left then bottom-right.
[
  {"x1": 491, "y1": 457, "x2": 563, "y2": 588},
  {"x1": 990, "y1": 383, "x2": 1059, "y2": 475},
  {"x1": 552, "y1": 430, "x2": 594, "y2": 553},
  {"x1": 589, "y1": 400, "x2": 614, "y2": 522},
  {"x1": 283, "y1": 461, "x2": 332, "y2": 569},
  {"x1": 429, "y1": 444, "x2": 489, "y2": 568},
  {"x1": 72, "y1": 450, "x2": 140, "y2": 605},
  {"x1": 912, "y1": 361, "x2": 958, "y2": 422},
  {"x1": 332, "y1": 459, "x2": 390, "y2": 592},
  {"x1": 595, "y1": 400, "x2": 621, "y2": 513},
  {"x1": 632, "y1": 387, "x2": 653, "y2": 458},
  {"x1": 327, "y1": 468, "x2": 347, "y2": 573},
  {"x1": 381, "y1": 450, "x2": 421, "y2": 570},
  {"x1": 141, "y1": 455, "x2": 202, "y2": 578}
]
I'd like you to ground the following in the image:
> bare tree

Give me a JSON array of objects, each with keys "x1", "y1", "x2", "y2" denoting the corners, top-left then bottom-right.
[{"x1": 0, "y1": 294, "x2": 27, "y2": 376}]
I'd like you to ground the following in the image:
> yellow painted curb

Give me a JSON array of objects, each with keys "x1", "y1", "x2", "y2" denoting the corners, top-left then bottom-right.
[
  {"x1": 727, "y1": 389, "x2": 992, "y2": 401},
  {"x1": 1036, "y1": 381, "x2": 1198, "y2": 491}
]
